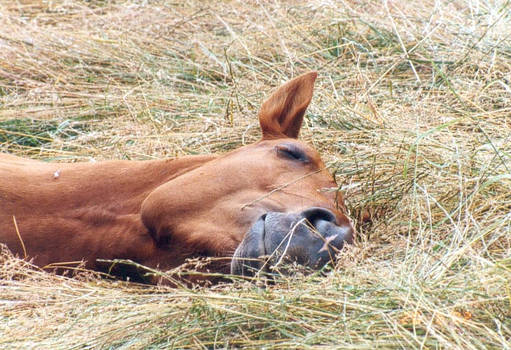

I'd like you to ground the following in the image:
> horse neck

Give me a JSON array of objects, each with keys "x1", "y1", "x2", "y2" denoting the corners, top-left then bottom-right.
[
  {"x1": 58, "y1": 154, "x2": 217, "y2": 214},
  {"x1": 0, "y1": 154, "x2": 217, "y2": 268},
  {"x1": 2, "y1": 154, "x2": 216, "y2": 218}
]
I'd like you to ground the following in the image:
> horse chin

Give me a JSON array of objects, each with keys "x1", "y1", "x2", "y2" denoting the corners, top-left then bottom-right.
[
  {"x1": 230, "y1": 214, "x2": 267, "y2": 276},
  {"x1": 230, "y1": 209, "x2": 354, "y2": 278}
]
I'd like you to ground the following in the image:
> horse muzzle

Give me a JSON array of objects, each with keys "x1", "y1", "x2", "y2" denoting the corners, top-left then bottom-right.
[{"x1": 231, "y1": 207, "x2": 354, "y2": 277}]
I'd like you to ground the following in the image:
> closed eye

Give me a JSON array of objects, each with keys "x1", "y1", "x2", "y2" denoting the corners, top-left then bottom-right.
[{"x1": 275, "y1": 144, "x2": 309, "y2": 163}]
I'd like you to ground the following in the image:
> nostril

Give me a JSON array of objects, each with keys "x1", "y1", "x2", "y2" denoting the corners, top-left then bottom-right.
[{"x1": 301, "y1": 207, "x2": 337, "y2": 226}]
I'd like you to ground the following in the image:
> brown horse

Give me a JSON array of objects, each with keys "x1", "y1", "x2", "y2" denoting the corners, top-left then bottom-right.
[{"x1": 0, "y1": 72, "x2": 354, "y2": 282}]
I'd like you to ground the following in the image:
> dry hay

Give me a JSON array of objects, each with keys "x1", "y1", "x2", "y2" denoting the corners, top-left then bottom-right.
[{"x1": 0, "y1": 0, "x2": 510, "y2": 348}]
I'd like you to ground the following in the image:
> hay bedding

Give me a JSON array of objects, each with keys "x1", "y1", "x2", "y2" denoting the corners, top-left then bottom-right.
[{"x1": 0, "y1": 0, "x2": 510, "y2": 348}]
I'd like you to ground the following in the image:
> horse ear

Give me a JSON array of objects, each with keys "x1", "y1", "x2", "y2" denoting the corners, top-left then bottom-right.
[{"x1": 258, "y1": 72, "x2": 317, "y2": 139}]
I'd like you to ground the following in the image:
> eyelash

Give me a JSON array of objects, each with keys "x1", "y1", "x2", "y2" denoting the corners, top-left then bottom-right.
[{"x1": 276, "y1": 145, "x2": 308, "y2": 162}]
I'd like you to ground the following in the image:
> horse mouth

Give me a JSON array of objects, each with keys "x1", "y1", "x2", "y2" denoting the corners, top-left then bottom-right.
[{"x1": 230, "y1": 208, "x2": 354, "y2": 277}]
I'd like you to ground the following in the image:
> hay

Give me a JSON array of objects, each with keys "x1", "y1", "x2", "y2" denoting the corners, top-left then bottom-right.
[{"x1": 0, "y1": 0, "x2": 510, "y2": 348}]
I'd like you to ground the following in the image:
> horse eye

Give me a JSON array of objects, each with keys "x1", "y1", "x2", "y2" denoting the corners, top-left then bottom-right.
[{"x1": 276, "y1": 144, "x2": 309, "y2": 162}]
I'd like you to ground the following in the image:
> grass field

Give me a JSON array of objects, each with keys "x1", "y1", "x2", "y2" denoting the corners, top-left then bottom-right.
[{"x1": 1, "y1": 0, "x2": 510, "y2": 348}]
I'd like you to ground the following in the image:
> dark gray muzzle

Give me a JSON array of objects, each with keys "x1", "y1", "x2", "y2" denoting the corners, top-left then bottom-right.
[{"x1": 231, "y1": 207, "x2": 354, "y2": 277}]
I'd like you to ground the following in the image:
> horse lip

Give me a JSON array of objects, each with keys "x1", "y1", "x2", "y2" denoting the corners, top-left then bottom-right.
[
  {"x1": 230, "y1": 213, "x2": 268, "y2": 275},
  {"x1": 248, "y1": 213, "x2": 268, "y2": 256},
  {"x1": 259, "y1": 213, "x2": 268, "y2": 256}
]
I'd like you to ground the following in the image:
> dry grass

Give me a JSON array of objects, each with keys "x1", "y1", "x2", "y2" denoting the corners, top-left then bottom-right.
[{"x1": 1, "y1": 0, "x2": 510, "y2": 348}]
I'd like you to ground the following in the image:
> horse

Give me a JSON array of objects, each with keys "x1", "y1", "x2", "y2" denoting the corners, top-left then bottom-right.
[{"x1": 0, "y1": 72, "x2": 354, "y2": 283}]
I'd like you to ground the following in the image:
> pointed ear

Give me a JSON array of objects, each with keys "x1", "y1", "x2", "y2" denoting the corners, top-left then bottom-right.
[{"x1": 258, "y1": 72, "x2": 317, "y2": 139}]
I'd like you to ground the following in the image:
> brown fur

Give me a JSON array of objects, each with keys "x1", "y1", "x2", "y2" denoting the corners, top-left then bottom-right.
[{"x1": 0, "y1": 72, "x2": 352, "y2": 278}]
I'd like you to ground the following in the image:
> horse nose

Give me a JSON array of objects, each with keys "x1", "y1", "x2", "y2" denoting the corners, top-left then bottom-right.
[
  {"x1": 300, "y1": 207, "x2": 354, "y2": 244},
  {"x1": 301, "y1": 207, "x2": 337, "y2": 225},
  {"x1": 231, "y1": 208, "x2": 355, "y2": 277}
]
